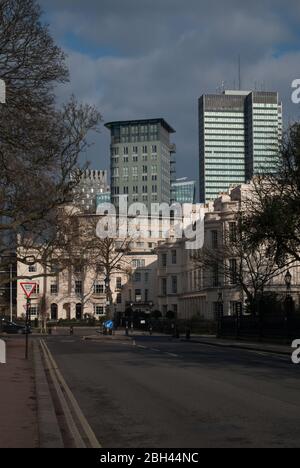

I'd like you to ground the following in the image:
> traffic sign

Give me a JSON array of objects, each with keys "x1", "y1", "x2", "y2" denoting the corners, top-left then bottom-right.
[
  {"x1": 20, "y1": 282, "x2": 37, "y2": 299},
  {"x1": 104, "y1": 320, "x2": 114, "y2": 330}
]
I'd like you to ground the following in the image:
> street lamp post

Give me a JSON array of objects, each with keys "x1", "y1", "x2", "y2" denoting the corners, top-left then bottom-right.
[
  {"x1": 217, "y1": 287, "x2": 224, "y2": 338},
  {"x1": 284, "y1": 270, "x2": 293, "y2": 341},
  {"x1": 217, "y1": 288, "x2": 223, "y2": 314},
  {"x1": 103, "y1": 275, "x2": 111, "y2": 335},
  {"x1": 130, "y1": 301, "x2": 134, "y2": 334},
  {"x1": 0, "y1": 86, "x2": 9, "y2": 321},
  {"x1": 9, "y1": 264, "x2": 13, "y2": 323},
  {"x1": 104, "y1": 275, "x2": 111, "y2": 319},
  {"x1": 25, "y1": 298, "x2": 31, "y2": 360},
  {"x1": 285, "y1": 270, "x2": 292, "y2": 297}
]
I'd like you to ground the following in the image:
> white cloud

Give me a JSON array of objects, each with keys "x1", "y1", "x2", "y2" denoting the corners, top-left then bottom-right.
[{"x1": 39, "y1": 0, "x2": 300, "y2": 185}]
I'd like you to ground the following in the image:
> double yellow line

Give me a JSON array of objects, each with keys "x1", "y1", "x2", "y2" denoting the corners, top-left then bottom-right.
[{"x1": 40, "y1": 339, "x2": 102, "y2": 449}]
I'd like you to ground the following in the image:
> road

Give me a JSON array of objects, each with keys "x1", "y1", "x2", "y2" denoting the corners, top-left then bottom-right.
[{"x1": 46, "y1": 334, "x2": 300, "y2": 448}]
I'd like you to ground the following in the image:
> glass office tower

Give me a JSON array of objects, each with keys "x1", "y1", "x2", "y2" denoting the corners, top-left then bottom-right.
[
  {"x1": 199, "y1": 90, "x2": 282, "y2": 203},
  {"x1": 96, "y1": 192, "x2": 111, "y2": 207},
  {"x1": 171, "y1": 178, "x2": 196, "y2": 204}
]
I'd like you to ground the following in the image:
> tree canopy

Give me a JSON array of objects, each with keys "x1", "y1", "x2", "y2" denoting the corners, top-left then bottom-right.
[
  {"x1": 0, "y1": 0, "x2": 102, "y2": 280},
  {"x1": 242, "y1": 124, "x2": 300, "y2": 268}
]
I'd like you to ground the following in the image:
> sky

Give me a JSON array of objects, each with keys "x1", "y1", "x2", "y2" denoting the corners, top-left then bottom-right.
[{"x1": 39, "y1": 0, "x2": 300, "y2": 187}]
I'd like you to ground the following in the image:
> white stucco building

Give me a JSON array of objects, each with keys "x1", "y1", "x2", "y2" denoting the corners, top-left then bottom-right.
[
  {"x1": 157, "y1": 184, "x2": 300, "y2": 320},
  {"x1": 16, "y1": 210, "x2": 184, "y2": 322}
]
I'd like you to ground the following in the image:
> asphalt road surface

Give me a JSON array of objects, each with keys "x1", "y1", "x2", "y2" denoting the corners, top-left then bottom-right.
[{"x1": 46, "y1": 334, "x2": 300, "y2": 448}]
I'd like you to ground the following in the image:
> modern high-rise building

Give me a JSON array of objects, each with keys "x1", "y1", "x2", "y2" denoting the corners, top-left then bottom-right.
[
  {"x1": 72, "y1": 170, "x2": 109, "y2": 213},
  {"x1": 171, "y1": 178, "x2": 196, "y2": 204},
  {"x1": 105, "y1": 119, "x2": 176, "y2": 209},
  {"x1": 96, "y1": 191, "x2": 111, "y2": 207},
  {"x1": 199, "y1": 90, "x2": 282, "y2": 203}
]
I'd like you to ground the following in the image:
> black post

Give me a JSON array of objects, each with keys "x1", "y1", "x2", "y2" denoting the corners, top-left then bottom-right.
[
  {"x1": 284, "y1": 270, "x2": 293, "y2": 342},
  {"x1": 217, "y1": 301, "x2": 223, "y2": 338},
  {"x1": 258, "y1": 297, "x2": 265, "y2": 342},
  {"x1": 285, "y1": 296, "x2": 294, "y2": 343},
  {"x1": 25, "y1": 298, "x2": 30, "y2": 360},
  {"x1": 235, "y1": 306, "x2": 240, "y2": 340}
]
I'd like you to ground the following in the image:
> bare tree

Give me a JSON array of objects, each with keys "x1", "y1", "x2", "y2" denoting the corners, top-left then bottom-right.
[
  {"x1": 92, "y1": 238, "x2": 132, "y2": 319},
  {"x1": 0, "y1": 0, "x2": 102, "y2": 288},
  {"x1": 68, "y1": 216, "x2": 132, "y2": 320},
  {"x1": 193, "y1": 216, "x2": 292, "y2": 314}
]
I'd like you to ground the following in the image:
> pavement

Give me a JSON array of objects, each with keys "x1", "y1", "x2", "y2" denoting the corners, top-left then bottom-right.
[
  {"x1": 0, "y1": 330, "x2": 297, "y2": 448},
  {"x1": 0, "y1": 337, "x2": 38, "y2": 448},
  {"x1": 45, "y1": 333, "x2": 300, "y2": 448},
  {"x1": 184, "y1": 335, "x2": 292, "y2": 355}
]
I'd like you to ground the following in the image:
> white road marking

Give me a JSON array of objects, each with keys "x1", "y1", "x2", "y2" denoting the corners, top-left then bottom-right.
[
  {"x1": 40, "y1": 340, "x2": 102, "y2": 448},
  {"x1": 166, "y1": 352, "x2": 179, "y2": 358},
  {"x1": 135, "y1": 344, "x2": 181, "y2": 358}
]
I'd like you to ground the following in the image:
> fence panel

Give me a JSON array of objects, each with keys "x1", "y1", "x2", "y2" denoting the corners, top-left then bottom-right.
[{"x1": 218, "y1": 311, "x2": 300, "y2": 343}]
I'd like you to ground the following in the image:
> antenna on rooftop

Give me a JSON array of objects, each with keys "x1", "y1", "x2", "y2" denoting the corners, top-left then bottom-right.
[{"x1": 238, "y1": 55, "x2": 242, "y2": 90}]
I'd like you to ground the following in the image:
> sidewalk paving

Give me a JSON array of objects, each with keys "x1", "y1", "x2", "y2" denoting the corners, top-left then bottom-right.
[
  {"x1": 0, "y1": 338, "x2": 39, "y2": 448},
  {"x1": 186, "y1": 335, "x2": 292, "y2": 355}
]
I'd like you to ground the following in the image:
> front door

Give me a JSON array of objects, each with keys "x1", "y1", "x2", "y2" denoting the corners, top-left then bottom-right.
[
  {"x1": 76, "y1": 303, "x2": 82, "y2": 320},
  {"x1": 51, "y1": 304, "x2": 58, "y2": 321}
]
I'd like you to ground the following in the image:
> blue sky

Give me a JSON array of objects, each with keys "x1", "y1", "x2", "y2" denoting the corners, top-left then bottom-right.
[{"x1": 39, "y1": 0, "x2": 300, "y2": 185}]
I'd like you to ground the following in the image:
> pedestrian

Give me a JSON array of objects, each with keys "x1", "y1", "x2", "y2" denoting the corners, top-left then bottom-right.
[{"x1": 149, "y1": 325, "x2": 153, "y2": 336}]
